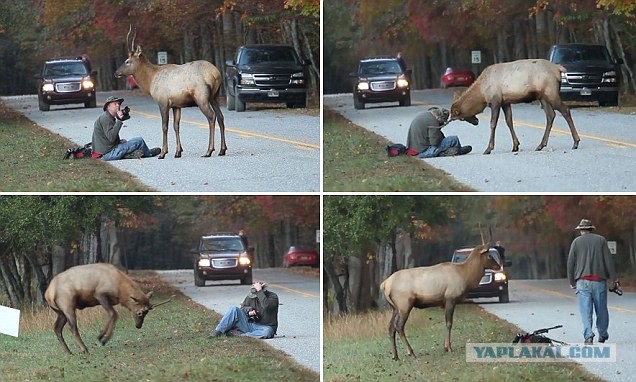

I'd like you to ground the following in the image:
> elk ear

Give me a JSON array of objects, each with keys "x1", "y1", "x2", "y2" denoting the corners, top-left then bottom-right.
[
  {"x1": 146, "y1": 291, "x2": 153, "y2": 300},
  {"x1": 135, "y1": 45, "x2": 142, "y2": 55}
]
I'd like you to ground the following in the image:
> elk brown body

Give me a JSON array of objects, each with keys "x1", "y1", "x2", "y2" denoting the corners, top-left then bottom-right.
[
  {"x1": 114, "y1": 28, "x2": 226, "y2": 159},
  {"x1": 450, "y1": 59, "x2": 580, "y2": 154},
  {"x1": 44, "y1": 263, "x2": 153, "y2": 354},
  {"x1": 380, "y1": 245, "x2": 501, "y2": 360}
]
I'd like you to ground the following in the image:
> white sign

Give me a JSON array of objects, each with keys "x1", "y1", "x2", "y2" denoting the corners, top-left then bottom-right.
[
  {"x1": 0, "y1": 305, "x2": 20, "y2": 337},
  {"x1": 157, "y1": 51, "x2": 168, "y2": 65},
  {"x1": 471, "y1": 50, "x2": 482, "y2": 64},
  {"x1": 607, "y1": 241, "x2": 617, "y2": 255},
  {"x1": 316, "y1": 229, "x2": 320, "y2": 244}
]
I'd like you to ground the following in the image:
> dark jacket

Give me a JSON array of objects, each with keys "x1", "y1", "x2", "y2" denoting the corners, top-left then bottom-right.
[
  {"x1": 241, "y1": 289, "x2": 279, "y2": 333},
  {"x1": 567, "y1": 232, "x2": 617, "y2": 285},
  {"x1": 406, "y1": 111, "x2": 445, "y2": 153},
  {"x1": 92, "y1": 111, "x2": 122, "y2": 154}
]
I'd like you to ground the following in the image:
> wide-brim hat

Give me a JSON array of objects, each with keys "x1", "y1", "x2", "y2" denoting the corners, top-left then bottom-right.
[
  {"x1": 428, "y1": 106, "x2": 450, "y2": 123},
  {"x1": 103, "y1": 96, "x2": 124, "y2": 111},
  {"x1": 575, "y1": 219, "x2": 596, "y2": 230}
]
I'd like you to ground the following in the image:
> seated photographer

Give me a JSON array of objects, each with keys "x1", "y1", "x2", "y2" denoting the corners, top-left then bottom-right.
[
  {"x1": 209, "y1": 282, "x2": 279, "y2": 339},
  {"x1": 92, "y1": 96, "x2": 160, "y2": 160}
]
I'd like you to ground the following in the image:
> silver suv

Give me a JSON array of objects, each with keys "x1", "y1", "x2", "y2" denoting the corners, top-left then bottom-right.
[{"x1": 192, "y1": 233, "x2": 253, "y2": 287}]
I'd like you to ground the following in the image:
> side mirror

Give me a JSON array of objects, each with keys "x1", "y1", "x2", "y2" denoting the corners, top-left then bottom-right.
[
  {"x1": 504, "y1": 260, "x2": 512, "y2": 267},
  {"x1": 302, "y1": 59, "x2": 312, "y2": 66},
  {"x1": 615, "y1": 58, "x2": 624, "y2": 65},
  {"x1": 225, "y1": 59, "x2": 236, "y2": 67}
]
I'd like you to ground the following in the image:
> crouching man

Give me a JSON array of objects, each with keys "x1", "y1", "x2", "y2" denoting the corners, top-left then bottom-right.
[
  {"x1": 209, "y1": 282, "x2": 279, "y2": 339},
  {"x1": 406, "y1": 106, "x2": 472, "y2": 158},
  {"x1": 92, "y1": 96, "x2": 160, "y2": 160}
]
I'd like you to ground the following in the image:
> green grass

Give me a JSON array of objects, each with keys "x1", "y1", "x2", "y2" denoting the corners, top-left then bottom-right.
[
  {"x1": 0, "y1": 100, "x2": 150, "y2": 192},
  {"x1": 323, "y1": 109, "x2": 473, "y2": 192},
  {"x1": 0, "y1": 271, "x2": 317, "y2": 382},
  {"x1": 324, "y1": 304, "x2": 603, "y2": 382}
]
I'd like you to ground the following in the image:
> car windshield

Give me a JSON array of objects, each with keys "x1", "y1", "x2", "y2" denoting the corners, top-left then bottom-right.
[
  {"x1": 45, "y1": 62, "x2": 88, "y2": 77},
  {"x1": 452, "y1": 249, "x2": 501, "y2": 265},
  {"x1": 239, "y1": 47, "x2": 300, "y2": 65},
  {"x1": 202, "y1": 237, "x2": 245, "y2": 252},
  {"x1": 359, "y1": 60, "x2": 402, "y2": 76},
  {"x1": 553, "y1": 46, "x2": 611, "y2": 65}
]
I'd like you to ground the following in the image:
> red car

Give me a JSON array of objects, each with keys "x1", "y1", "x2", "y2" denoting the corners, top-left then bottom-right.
[
  {"x1": 283, "y1": 246, "x2": 319, "y2": 268},
  {"x1": 440, "y1": 67, "x2": 475, "y2": 88}
]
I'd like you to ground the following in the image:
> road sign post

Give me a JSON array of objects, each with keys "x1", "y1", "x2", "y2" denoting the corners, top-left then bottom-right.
[{"x1": 607, "y1": 241, "x2": 617, "y2": 255}]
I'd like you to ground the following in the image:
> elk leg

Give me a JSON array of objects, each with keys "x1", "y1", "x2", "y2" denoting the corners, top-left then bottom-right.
[
  {"x1": 502, "y1": 103, "x2": 521, "y2": 152},
  {"x1": 199, "y1": 103, "x2": 217, "y2": 157},
  {"x1": 555, "y1": 100, "x2": 580, "y2": 149},
  {"x1": 53, "y1": 311, "x2": 72, "y2": 354},
  {"x1": 62, "y1": 307, "x2": 89, "y2": 353},
  {"x1": 158, "y1": 105, "x2": 170, "y2": 159},
  {"x1": 444, "y1": 300, "x2": 457, "y2": 352},
  {"x1": 396, "y1": 307, "x2": 415, "y2": 358},
  {"x1": 537, "y1": 99, "x2": 556, "y2": 151},
  {"x1": 95, "y1": 294, "x2": 118, "y2": 345},
  {"x1": 389, "y1": 309, "x2": 400, "y2": 360},
  {"x1": 210, "y1": 98, "x2": 228, "y2": 156},
  {"x1": 172, "y1": 107, "x2": 183, "y2": 158},
  {"x1": 485, "y1": 103, "x2": 501, "y2": 154}
]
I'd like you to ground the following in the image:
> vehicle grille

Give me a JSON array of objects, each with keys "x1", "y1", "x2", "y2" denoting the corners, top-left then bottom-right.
[
  {"x1": 479, "y1": 273, "x2": 492, "y2": 285},
  {"x1": 212, "y1": 258, "x2": 238, "y2": 268},
  {"x1": 565, "y1": 73, "x2": 603, "y2": 86},
  {"x1": 253, "y1": 74, "x2": 291, "y2": 87},
  {"x1": 370, "y1": 81, "x2": 396, "y2": 91},
  {"x1": 55, "y1": 82, "x2": 81, "y2": 93}
]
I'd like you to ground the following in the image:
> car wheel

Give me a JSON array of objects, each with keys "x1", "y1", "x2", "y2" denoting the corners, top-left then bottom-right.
[
  {"x1": 499, "y1": 288, "x2": 510, "y2": 303},
  {"x1": 85, "y1": 97, "x2": 97, "y2": 108},
  {"x1": 226, "y1": 86, "x2": 236, "y2": 111},
  {"x1": 38, "y1": 96, "x2": 50, "y2": 111},
  {"x1": 353, "y1": 95, "x2": 364, "y2": 110},
  {"x1": 194, "y1": 271, "x2": 205, "y2": 287},
  {"x1": 241, "y1": 275, "x2": 253, "y2": 285},
  {"x1": 602, "y1": 94, "x2": 619, "y2": 107},
  {"x1": 286, "y1": 102, "x2": 295, "y2": 108},
  {"x1": 235, "y1": 85, "x2": 246, "y2": 112},
  {"x1": 399, "y1": 92, "x2": 411, "y2": 107}
]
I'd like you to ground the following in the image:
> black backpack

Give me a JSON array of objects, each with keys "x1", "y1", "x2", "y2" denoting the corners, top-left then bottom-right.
[{"x1": 63, "y1": 143, "x2": 92, "y2": 159}]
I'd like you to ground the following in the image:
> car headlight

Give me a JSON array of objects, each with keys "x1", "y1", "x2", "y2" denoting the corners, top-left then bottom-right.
[
  {"x1": 198, "y1": 259, "x2": 211, "y2": 267},
  {"x1": 397, "y1": 77, "x2": 409, "y2": 88},
  {"x1": 602, "y1": 71, "x2": 616, "y2": 83},
  {"x1": 291, "y1": 72, "x2": 304, "y2": 78},
  {"x1": 561, "y1": 72, "x2": 568, "y2": 84},
  {"x1": 494, "y1": 272, "x2": 507, "y2": 281},
  {"x1": 357, "y1": 81, "x2": 369, "y2": 90},
  {"x1": 82, "y1": 80, "x2": 94, "y2": 89},
  {"x1": 42, "y1": 84, "x2": 54, "y2": 92},
  {"x1": 239, "y1": 256, "x2": 251, "y2": 265},
  {"x1": 240, "y1": 74, "x2": 255, "y2": 85}
]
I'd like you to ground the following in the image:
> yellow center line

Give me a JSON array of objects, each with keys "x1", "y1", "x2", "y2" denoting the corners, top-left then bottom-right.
[
  {"x1": 266, "y1": 283, "x2": 319, "y2": 299},
  {"x1": 415, "y1": 100, "x2": 636, "y2": 148},
  {"x1": 132, "y1": 110, "x2": 319, "y2": 150},
  {"x1": 519, "y1": 281, "x2": 636, "y2": 314}
]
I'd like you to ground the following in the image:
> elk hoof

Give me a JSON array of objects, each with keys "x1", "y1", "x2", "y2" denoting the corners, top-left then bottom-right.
[
  {"x1": 572, "y1": 142, "x2": 579, "y2": 149},
  {"x1": 218, "y1": 150, "x2": 226, "y2": 156},
  {"x1": 482, "y1": 149, "x2": 492, "y2": 155},
  {"x1": 535, "y1": 145, "x2": 545, "y2": 151},
  {"x1": 174, "y1": 152, "x2": 181, "y2": 158},
  {"x1": 158, "y1": 153, "x2": 166, "y2": 159},
  {"x1": 512, "y1": 146, "x2": 519, "y2": 152}
]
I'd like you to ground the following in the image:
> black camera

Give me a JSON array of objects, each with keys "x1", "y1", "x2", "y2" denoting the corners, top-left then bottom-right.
[
  {"x1": 120, "y1": 106, "x2": 131, "y2": 121},
  {"x1": 248, "y1": 310, "x2": 260, "y2": 322},
  {"x1": 609, "y1": 281, "x2": 623, "y2": 296}
]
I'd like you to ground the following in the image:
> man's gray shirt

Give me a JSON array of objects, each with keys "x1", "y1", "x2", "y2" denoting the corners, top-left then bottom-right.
[{"x1": 92, "y1": 112, "x2": 122, "y2": 154}]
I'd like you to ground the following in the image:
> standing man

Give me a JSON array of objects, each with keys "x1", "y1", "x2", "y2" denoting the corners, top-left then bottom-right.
[
  {"x1": 92, "y1": 96, "x2": 160, "y2": 160},
  {"x1": 406, "y1": 106, "x2": 472, "y2": 158},
  {"x1": 567, "y1": 219, "x2": 618, "y2": 344}
]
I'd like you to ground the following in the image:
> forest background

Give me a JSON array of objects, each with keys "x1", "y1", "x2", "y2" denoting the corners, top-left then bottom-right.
[{"x1": 324, "y1": 0, "x2": 636, "y2": 101}]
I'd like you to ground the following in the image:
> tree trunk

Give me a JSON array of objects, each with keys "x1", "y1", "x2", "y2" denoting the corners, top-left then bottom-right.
[
  {"x1": 324, "y1": 256, "x2": 347, "y2": 315},
  {"x1": 347, "y1": 255, "x2": 362, "y2": 312}
]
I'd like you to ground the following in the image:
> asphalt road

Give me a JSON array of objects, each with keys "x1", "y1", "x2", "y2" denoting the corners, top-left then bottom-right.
[
  {"x1": 2, "y1": 91, "x2": 320, "y2": 192},
  {"x1": 324, "y1": 90, "x2": 636, "y2": 192},
  {"x1": 477, "y1": 279, "x2": 636, "y2": 382},
  {"x1": 157, "y1": 268, "x2": 320, "y2": 373}
]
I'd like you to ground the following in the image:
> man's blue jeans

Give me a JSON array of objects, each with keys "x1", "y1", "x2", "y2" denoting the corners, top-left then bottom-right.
[
  {"x1": 575, "y1": 279, "x2": 609, "y2": 341},
  {"x1": 100, "y1": 137, "x2": 152, "y2": 161},
  {"x1": 215, "y1": 306, "x2": 275, "y2": 339},
  {"x1": 417, "y1": 136, "x2": 461, "y2": 158}
]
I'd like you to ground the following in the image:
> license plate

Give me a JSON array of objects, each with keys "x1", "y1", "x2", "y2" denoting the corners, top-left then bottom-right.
[
  {"x1": 268, "y1": 90, "x2": 279, "y2": 97},
  {"x1": 301, "y1": 256, "x2": 310, "y2": 260},
  {"x1": 376, "y1": 82, "x2": 392, "y2": 89},
  {"x1": 580, "y1": 88, "x2": 592, "y2": 96},
  {"x1": 217, "y1": 260, "x2": 233, "y2": 267}
]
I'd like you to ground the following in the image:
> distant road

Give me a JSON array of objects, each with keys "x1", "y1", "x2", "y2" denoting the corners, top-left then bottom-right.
[
  {"x1": 3, "y1": 91, "x2": 320, "y2": 192},
  {"x1": 157, "y1": 268, "x2": 320, "y2": 373},
  {"x1": 478, "y1": 279, "x2": 636, "y2": 381},
  {"x1": 325, "y1": 90, "x2": 636, "y2": 192}
]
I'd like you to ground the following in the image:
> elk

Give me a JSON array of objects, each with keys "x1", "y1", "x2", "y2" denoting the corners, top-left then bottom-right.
[
  {"x1": 380, "y1": 244, "x2": 502, "y2": 360},
  {"x1": 44, "y1": 263, "x2": 155, "y2": 354},
  {"x1": 450, "y1": 59, "x2": 580, "y2": 154},
  {"x1": 114, "y1": 27, "x2": 227, "y2": 159}
]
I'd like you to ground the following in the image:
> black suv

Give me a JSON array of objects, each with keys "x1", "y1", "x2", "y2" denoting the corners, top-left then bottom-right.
[
  {"x1": 350, "y1": 56, "x2": 411, "y2": 110},
  {"x1": 225, "y1": 44, "x2": 311, "y2": 112},
  {"x1": 192, "y1": 232, "x2": 253, "y2": 287},
  {"x1": 35, "y1": 57, "x2": 97, "y2": 111},
  {"x1": 451, "y1": 247, "x2": 511, "y2": 303},
  {"x1": 548, "y1": 44, "x2": 623, "y2": 106}
]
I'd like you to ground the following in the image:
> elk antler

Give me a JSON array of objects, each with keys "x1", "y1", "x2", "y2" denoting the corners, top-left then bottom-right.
[
  {"x1": 126, "y1": 25, "x2": 132, "y2": 52},
  {"x1": 131, "y1": 27, "x2": 137, "y2": 53},
  {"x1": 150, "y1": 298, "x2": 172, "y2": 310},
  {"x1": 479, "y1": 223, "x2": 485, "y2": 245}
]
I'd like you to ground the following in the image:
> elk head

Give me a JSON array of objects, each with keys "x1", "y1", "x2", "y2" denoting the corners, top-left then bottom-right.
[
  {"x1": 450, "y1": 91, "x2": 480, "y2": 125},
  {"x1": 114, "y1": 26, "x2": 142, "y2": 79},
  {"x1": 130, "y1": 291, "x2": 153, "y2": 329}
]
